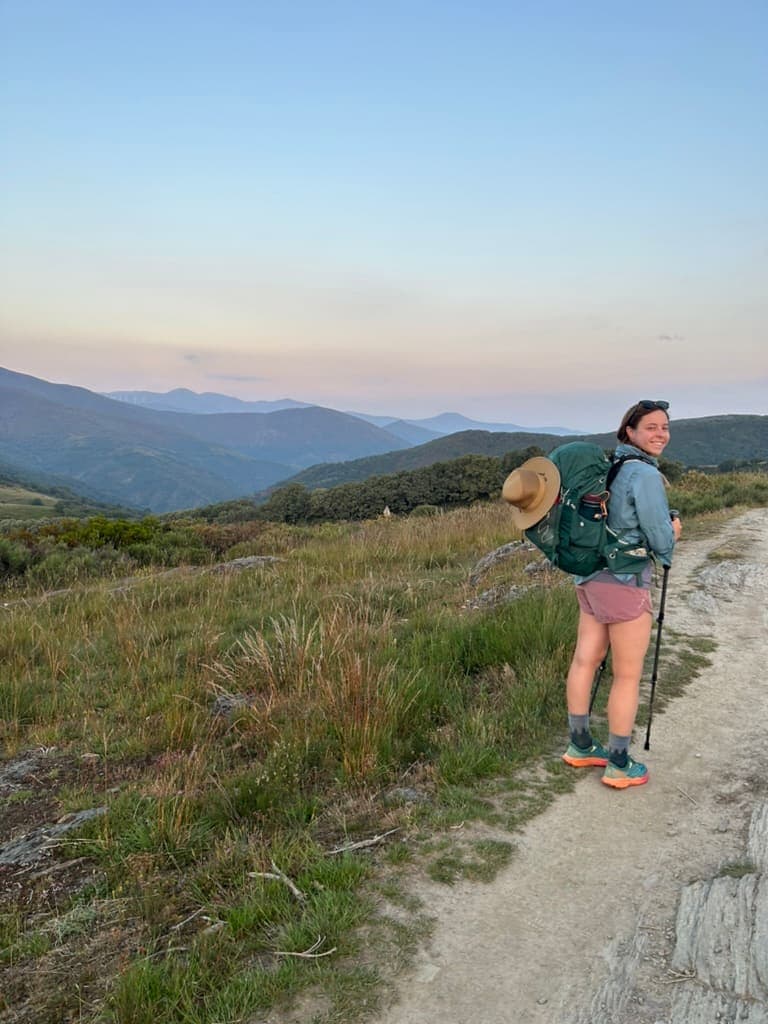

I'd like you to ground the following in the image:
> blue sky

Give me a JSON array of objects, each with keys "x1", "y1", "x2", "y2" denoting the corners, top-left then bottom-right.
[{"x1": 1, "y1": 0, "x2": 766, "y2": 431}]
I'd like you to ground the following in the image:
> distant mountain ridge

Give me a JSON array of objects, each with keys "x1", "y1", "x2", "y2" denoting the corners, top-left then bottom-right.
[
  {"x1": 109, "y1": 388, "x2": 578, "y2": 438},
  {"x1": 395, "y1": 411, "x2": 577, "y2": 435},
  {"x1": 106, "y1": 388, "x2": 311, "y2": 415}
]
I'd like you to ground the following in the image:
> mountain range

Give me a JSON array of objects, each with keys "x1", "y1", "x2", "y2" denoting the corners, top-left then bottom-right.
[
  {"x1": 2, "y1": 367, "x2": 766, "y2": 514},
  {"x1": 0, "y1": 368, "x2": 577, "y2": 512},
  {"x1": 104, "y1": 387, "x2": 577, "y2": 441}
]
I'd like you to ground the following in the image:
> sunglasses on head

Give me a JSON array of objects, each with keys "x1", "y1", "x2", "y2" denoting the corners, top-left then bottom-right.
[{"x1": 637, "y1": 400, "x2": 669, "y2": 411}]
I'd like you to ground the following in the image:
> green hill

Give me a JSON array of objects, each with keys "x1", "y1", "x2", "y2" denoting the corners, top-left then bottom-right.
[
  {"x1": 275, "y1": 415, "x2": 768, "y2": 491},
  {"x1": 0, "y1": 458, "x2": 138, "y2": 520},
  {"x1": 278, "y1": 430, "x2": 561, "y2": 490}
]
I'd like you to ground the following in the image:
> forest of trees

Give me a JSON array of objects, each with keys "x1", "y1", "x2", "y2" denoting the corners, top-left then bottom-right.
[{"x1": 248, "y1": 448, "x2": 686, "y2": 525}]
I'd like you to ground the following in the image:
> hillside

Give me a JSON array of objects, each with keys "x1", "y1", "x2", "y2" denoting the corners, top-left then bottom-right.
[
  {"x1": 276, "y1": 415, "x2": 768, "y2": 490},
  {"x1": 0, "y1": 368, "x2": 411, "y2": 513},
  {"x1": 157, "y1": 406, "x2": 410, "y2": 468},
  {"x1": 279, "y1": 430, "x2": 563, "y2": 490},
  {"x1": 0, "y1": 458, "x2": 137, "y2": 520},
  {"x1": 378, "y1": 420, "x2": 442, "y2": 445},
  {"x1": 0, "y1": 385, "x2": 286, "y2": 513}
]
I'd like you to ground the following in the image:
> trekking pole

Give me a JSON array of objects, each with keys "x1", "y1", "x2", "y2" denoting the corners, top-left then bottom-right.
[
  {"x1": 644, "y1": 565, "x2": 670, "y2": 751},
  {"x1": 589, "y1": 656, "x2": 608, "y2": 714}
]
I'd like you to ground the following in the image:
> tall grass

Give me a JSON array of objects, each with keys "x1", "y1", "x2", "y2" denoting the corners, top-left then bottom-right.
[
  {"x1": 212, "y1": 603, "x2": 422, "y2": 782},
  {"x1": 669, "y1": 470, "x2": 768, "y2": 516}
]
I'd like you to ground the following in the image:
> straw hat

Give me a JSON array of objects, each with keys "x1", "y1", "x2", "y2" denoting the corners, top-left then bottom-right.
[{"x1": 502, "y1": 456, "x2": 561, "y2": 529}]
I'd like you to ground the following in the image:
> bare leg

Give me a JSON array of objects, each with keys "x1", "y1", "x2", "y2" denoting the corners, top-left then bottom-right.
[
  {"x1": 566, "y1": 609, "x2": 609, "y2": 715},
  {"x1": 606, "y1": 613, "x2": 653, "y2": 735}
]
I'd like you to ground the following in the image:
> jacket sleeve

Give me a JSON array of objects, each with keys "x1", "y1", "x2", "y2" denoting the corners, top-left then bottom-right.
[{"x1": 632, "y1": 467, "x2": 676, "y2": 565}]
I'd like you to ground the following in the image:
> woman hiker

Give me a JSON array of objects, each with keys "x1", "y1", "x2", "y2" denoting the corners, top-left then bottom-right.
[
  {"x1": 504, "y1": 400, "x2": 682, "y2": 789},
  {"x1": 562, "y1": 400, "x2": 681, "y2": 788}
]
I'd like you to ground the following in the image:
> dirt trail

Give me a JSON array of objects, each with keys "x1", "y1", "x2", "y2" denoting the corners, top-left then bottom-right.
[{"x1": 375, "y1": 507, "x2": 768, "y2": 1024}]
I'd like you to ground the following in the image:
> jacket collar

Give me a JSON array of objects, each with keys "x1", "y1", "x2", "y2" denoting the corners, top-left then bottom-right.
[{"x1": 615, "y1": 442, "x2": 659, "y2": 467}]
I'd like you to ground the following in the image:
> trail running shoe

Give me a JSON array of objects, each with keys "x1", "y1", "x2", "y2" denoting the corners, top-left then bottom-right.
[
  {"x1": 562, "y1": 740, "x2": 609, "y2": 768},
  {"x1": 601, "y1": 756, "x2": 649, "y2": 789}
]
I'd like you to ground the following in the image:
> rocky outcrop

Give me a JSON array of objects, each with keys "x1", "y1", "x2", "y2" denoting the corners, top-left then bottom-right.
[
  {"x1": 569, "y1": 801, "x2": 768, "y2": 1024},
  {"x1": 0, "y1": 807, "x2": 106, "y2": 866},
  {"x1": 668, "y1": 801, "x2": 768, "y2": 1023}
]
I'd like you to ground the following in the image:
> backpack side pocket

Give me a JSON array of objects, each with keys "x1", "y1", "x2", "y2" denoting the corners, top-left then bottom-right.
[
  {"x1": 557, "y1": 504, "x2": 607, "y2": 575},
  {"x1": 603, "y1": 529, "x2": 650, "y2": 574}
]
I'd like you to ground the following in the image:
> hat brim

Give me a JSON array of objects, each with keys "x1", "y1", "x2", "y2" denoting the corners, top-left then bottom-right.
[{"x1": 503, "y1": 457, "x2": 561, "y2": 530}]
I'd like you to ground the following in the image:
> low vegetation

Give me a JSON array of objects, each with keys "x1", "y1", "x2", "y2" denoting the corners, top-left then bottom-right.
[
  {"x1": 196, "y1": 448, "x2": 687, "y2": 526},
  {"x1": 4, "y1": 459, "x2": 765, "y2": 595},
  {"x1": 0, "y1": 485, "x2": 58, "y2": 522},
  {"x1": 0, "y1": 464, "x2": 135, "y2": 523},
  {"x1": 0, "y1": 470, "x2": 765, "y2": 1023}
]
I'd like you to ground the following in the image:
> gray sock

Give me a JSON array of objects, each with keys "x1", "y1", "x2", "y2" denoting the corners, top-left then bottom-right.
[
  {"x1": 568, "y1": 714, "x2": 592, "y2": 750},
  {"x1": 608, "y1": 733, "x2": 631, "y2": 768}
]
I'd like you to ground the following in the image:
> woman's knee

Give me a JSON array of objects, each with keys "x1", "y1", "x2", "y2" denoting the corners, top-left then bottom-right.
[{"x1": 572, "y1": 646, "x2": 608, "y2": 673}]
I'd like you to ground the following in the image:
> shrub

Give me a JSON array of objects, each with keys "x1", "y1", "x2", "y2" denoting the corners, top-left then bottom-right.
[
  {"x1": 0, "y1": 537, "x2": 31, "y2": 578},
  {"x1": 27, "y1": 547, "x2": 101, "y2": 588},
  {"x1": 410, "y1": 504, "x2": 440, "y2": 517}
]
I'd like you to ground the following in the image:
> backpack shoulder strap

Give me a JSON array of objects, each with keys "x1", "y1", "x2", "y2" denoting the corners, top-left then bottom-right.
[{"x1": 606, "y1": 454, "x2": 651, "y2": 490}]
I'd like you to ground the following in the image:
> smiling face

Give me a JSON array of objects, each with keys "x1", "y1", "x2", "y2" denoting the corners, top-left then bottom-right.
[{"x1": 625, "y1": 409, "x2": 670, "y2": 457}]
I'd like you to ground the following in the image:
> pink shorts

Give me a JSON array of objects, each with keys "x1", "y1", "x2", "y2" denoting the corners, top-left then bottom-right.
[{"x1": 576, "y1": 579, "x2": 652, "y2": 624}]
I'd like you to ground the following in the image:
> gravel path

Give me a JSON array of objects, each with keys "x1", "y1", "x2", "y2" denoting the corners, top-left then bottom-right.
[{"x1": 375, "y1": 507, "x2": 768, "y2": 1024}]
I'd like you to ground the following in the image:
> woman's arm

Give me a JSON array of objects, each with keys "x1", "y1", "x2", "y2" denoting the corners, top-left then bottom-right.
[{"x1": 632, "y1": 468, "x2": 677, "y2": 564}]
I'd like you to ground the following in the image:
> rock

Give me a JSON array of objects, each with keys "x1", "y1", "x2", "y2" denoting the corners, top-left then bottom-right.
[
  {"x1": 208, "y1": 556, "x2": 282, "y2": 574},
  {"x1": 462, "y1": 584, "x2": 533, "y2": 611},
  {"x1": 468, "y1": 541, "x2": 528, "y2": 585},
  {"x1": 667, "y1": 801, "x2": 768, "y2": 1022},
  {"x1": 0, "y1": 807, "x2": 107, "y2": 866},
  {"x1": 211, "y1": 692, "x2": 253, "y2": 718},
  {"x1": 0, "y1": 756, "x2": 42, "y2": 791},
  {"x1": 524, "y1": 559, "x2": 552, "y2": 575},
  {"x1": 748, "y1": 803, "x2": 768, "y2": 873},
  {"x1": 383, "y1": 787, "x2": 430, "y2": 806}
]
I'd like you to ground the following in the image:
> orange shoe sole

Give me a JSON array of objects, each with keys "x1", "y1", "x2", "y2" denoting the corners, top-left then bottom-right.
[
  {"x1": 601, "y1": 772, "x2": 649, "y2": 789},
  {"x1": 562, "y1": 753, "x2": 608, "y2": 767}
]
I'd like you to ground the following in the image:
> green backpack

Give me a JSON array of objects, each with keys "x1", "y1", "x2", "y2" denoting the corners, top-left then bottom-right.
[{"x1": 524, "y1": 442, "x2": 652, "y2": 576}]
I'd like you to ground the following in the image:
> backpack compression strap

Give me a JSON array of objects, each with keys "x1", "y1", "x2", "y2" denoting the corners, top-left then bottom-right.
[{"x1": 580, "y1": 455, "x2": 649, "y2": 517}]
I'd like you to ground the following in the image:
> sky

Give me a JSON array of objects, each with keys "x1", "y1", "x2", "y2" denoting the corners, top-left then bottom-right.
[{"x1": 1, "y1": 1, "x2": 766, "y2": 433}]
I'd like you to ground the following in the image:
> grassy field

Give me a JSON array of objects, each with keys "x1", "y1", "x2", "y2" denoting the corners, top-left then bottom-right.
[
  {"x1": 0, "y1": 485, "x2": 58, "y2": 521},
  {"x1": 0, "y1": 475, "x2": 765, "y2": 1023}
]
